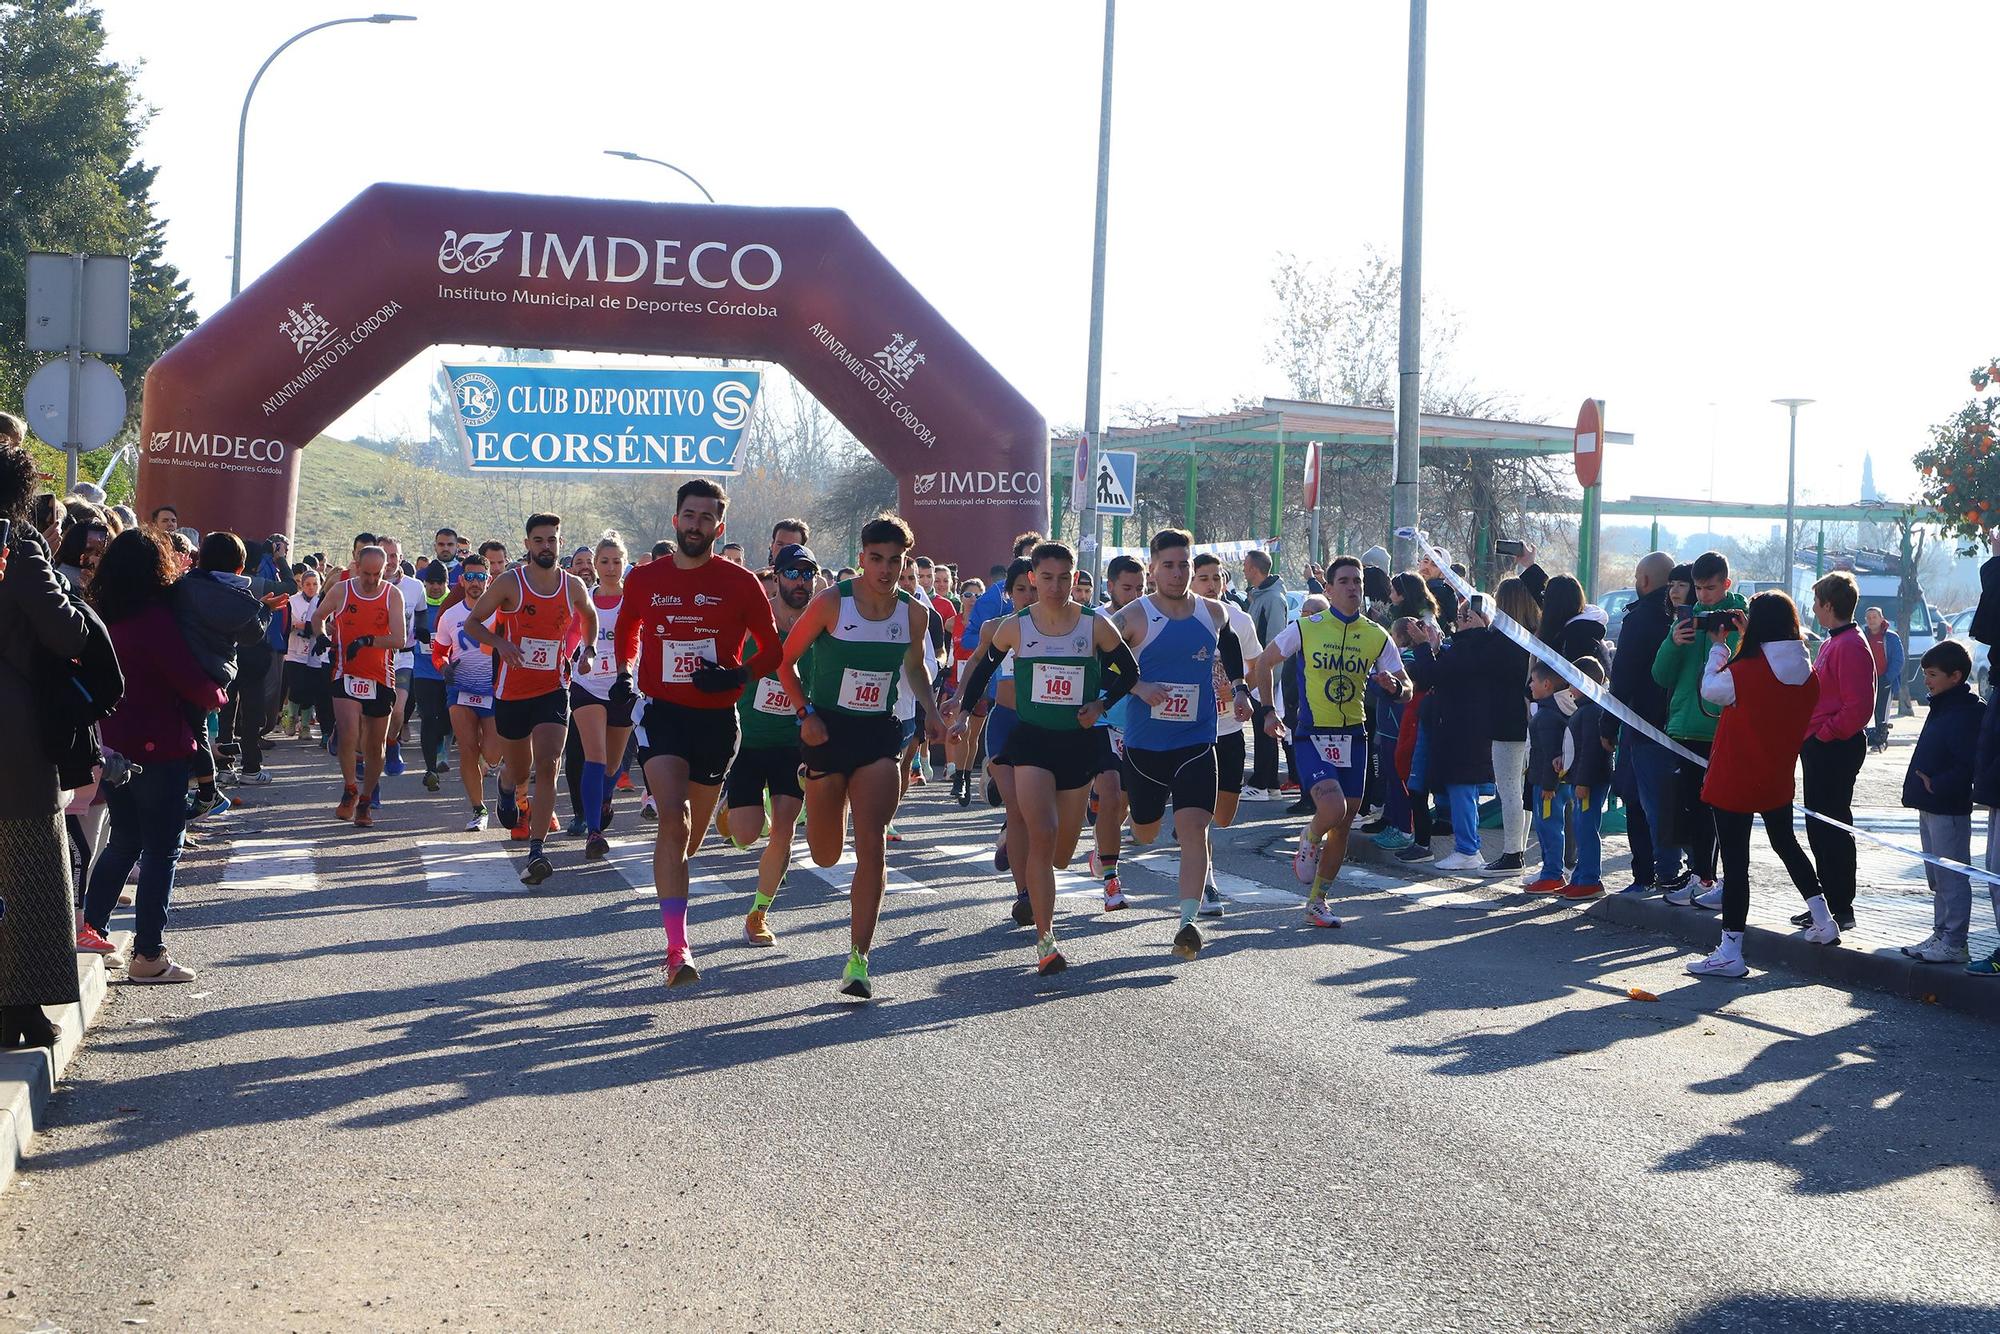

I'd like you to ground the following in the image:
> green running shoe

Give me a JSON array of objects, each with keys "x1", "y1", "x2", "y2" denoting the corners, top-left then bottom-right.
[
  {"x1": 1968, "y1": 949, "x2": 2000, "y2": 977},
  {"x1": 839, "y1": 950, "x2": 873, "y2": 1000}
]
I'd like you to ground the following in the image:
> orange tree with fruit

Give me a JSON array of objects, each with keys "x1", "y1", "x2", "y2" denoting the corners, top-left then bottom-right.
[{"x1": 1915, "y1": 358, "x2": 2000, "y2": 551}]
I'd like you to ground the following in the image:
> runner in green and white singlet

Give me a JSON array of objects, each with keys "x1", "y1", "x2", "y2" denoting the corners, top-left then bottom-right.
[
  {"x1": 950, "y1": 541, "x2": 1138, "y2": 975},
  {"x1": 779, "y1": 515, "x2": 945, "y2": 1000}
]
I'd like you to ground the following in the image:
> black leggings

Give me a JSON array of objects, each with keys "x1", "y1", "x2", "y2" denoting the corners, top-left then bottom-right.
[
  {"x1": 1714, "y1": 806, "x2": 1822, "y2": 933},
  {"x1": 1409, "y1": 787, "x2": 1433, "y2": 844},
  {"x1": 1674, "y1": 739, "x2": 1717, "y2": 881},
  {"x1": 411, "y1": 677, "x2": 449, "y2": 772}
]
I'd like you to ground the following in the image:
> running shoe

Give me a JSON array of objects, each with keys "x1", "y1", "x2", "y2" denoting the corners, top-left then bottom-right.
[
  {"x1": 1692, "y1": 882, "x2": 1724, "y2": 910},
  {"x1": 383, "y1": 745, "x2": 405, "y2": 776},
  {"x1": 238, "y1": 770, "x2": 272, "y2": 786},
  {"x1": 335, "y1": 788, "x2": 358, "y2": 821},
  {"x1": 744, "y1": 909, "x2": 775, "y2": 947},
  {"x1": 987, "y1": 780, "x2": 1001, "y2": 807},
  {"x1": 1686, "y1": 949, "x2": 1748, "y2": 979},
  {"x1": 1395, "y1": 843, "x2": 1434, "y2": 865},
  {"x1": 1010, "y1": 895, "x2": 1034, "y2": 927},
  {"x1": 995, "y1": 839, "x2": 1010, "y2": 873},
  {"x1": 1292, "y1": 833, "x2": 1322, "y2": 884},
  {"x1": 75, "y1": 924, "x2": 117, "y2": 955},
  {"x1": 1036, "y1": 935, "x2": 1067, "y2": 976},
  {"x1": 353, "y1": 804, "x2": 374, "y2": 829},
  {"x1": 1557, "y1": 881, "x2": 1603, "y2": 900},
  {"x1": 1305, "y1": 898, "x2": 1342, "y2": 929},
  {"x1": 188, "y1": 790, "x2": 224, "y2": 820},
  {"x1": 616, "y1": 770, "x2": 633, "y2": 790},
  {"x1": 369, "y1": 786, "x2": 382, "y2": 810},
  {"x1": 909, "y1": 769, "x2": 925, "y2": 787},
  {"x1": 641, "y1": 796, "x2": 658, "y2": 821},
  {"x1": 1088, "y1": 849, "x2": 1103, "y2": 878},
  {"x1": 957, "y1": 775, "x2": 972, "y2": 808},
  {"x1": 520, "y1": 854, "x2": 553, "y2": 887},
  {"x1": 1434, "y1": 851, "x2": 1486, "y2": 872},
  {"x1": 1370, "y1": 828, "x2": 1414, "y2": 851},
  {"x1": 1103, "y1": 874, "x2": 1127, "y2": 912},
  {"x1": 838, "y1": 952, "x2": 872, "y2": 999},
  {"x1": 1800, "y1": 920, "x2": 1843, "y2": 947},
  {"x1": 217, "y1": 767, "x2": 240, "y2": 787},
  {"x1": 1359, "y1": 817, "x2": 1389, "y2": 835},
  {"x1": 1900, "y1": 930, "x2": 1941, "y2": 959},
  {"x1": 1662, "y1": 882, "x2": 1699, "y2": 907},
  {"x1": 1198, "y1": 884, "x2": 1225, "y2": 918},
  {"x1": 1482, "y1": 852, "x2": 1524, "y2": 873},
  {"x1": 1967, "y1": 950, "x2": 2000, "y2": 976},
  {"x1": 465, "y1": 807, "x2": 488, "y2": 833},
  {"x1": 496, "y1": 798, "x2": 519, "y2": 831},
  {"x1": 567, "y1": 816, "x2": 588, "y2": 837},
  {"x1": 665, "y1": 949, "x2": 701, "y2": 988},
  {"x1": 886, "y1": 824, "x2": 904, "y2": 843},
  {"x1": 585, "y1": 832, "x2": 610, "y2": 861},
  {"x1": 437, "y1": 756, "x2": 451, "y2": 773},
  {"x1": 1655, "y1": 871, "x2": 1691, "y2": 894},
  {"x1": 423, "y1": 770, "x2": 441, "y2": 792},
  {"x1": 601, "y1": 801, "x2": 615, "y2": 832},
  {"x1": 511, "y1": 813, "x2": 532, "y2": 842},
  {"x1": 1171, "y1": 923, "x2": 1203, "y2": 960}
]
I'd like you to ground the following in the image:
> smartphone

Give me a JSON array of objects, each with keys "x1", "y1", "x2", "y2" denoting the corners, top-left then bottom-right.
[
  {"x1": 0, "y1": 518, "x2": 11, "y2": 552},
  {"x1": 1675, "y1": 604, "x2": 1696, "y2": 625},
  {"x1": 1494, "y1": 538, "x2": 1526, "y2": 556}
]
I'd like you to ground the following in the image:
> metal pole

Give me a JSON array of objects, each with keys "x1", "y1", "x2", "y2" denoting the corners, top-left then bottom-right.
[
  {"x1": 1183, "y1": 453, "x2": 1197, "y2": 529},
  {"x1": 1082, "y1": 0, "x2": 1116, "y2": 587},
  {"x1": 233, "y1": 16, "x2": 415, "y2": 297},
  {"x1": 64, "y1": 253, "x2": 83, "y2": 491},
  {"x1": 1773, "y1": 398, "x2": 1812, "y2": 585},
  {"x1": 1389, "y1": 0, "x2": 1427, "y2": 569},
  {"x1": 603, "y1": 151, "x2": 717, "y2": 204}
]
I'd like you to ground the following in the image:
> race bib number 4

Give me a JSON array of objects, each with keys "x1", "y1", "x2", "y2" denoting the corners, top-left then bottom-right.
[
  {"x1": 838, "y1": 667, "x2": 893, "y2": 713},
  {"x1": 658, "y1": 638, "x2": 718, "y2": 686},
  {"x1": 1031, "y1": 663, "x2": 1084, "y2": 708},
  {"x1": 1149, "y1": 682, "x2": 1198, "y2": 722},
  {"x1": 753, "y1": 677, "x2": 794, "y2": 715},
  {"x1": 519, "y1": 636, "x2": 561, "y2": 671},
  {"x1": 1311, "y1": 732, "x2": 1355, "y2": 768},
  {"x1": 343, "y1": 674, "x2": 377, "y2": 701}
]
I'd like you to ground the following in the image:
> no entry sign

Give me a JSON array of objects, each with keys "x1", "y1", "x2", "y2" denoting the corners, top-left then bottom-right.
[{"x1": 1574, "y1": 399, "x2": 1605, "y2": 489}]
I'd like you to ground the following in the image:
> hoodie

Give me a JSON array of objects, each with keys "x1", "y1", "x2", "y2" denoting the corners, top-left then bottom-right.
[
  {"x1": 1526, "y1": 695, "x2": 1570, "y2": 791},
  {"x1": 1807, "y1": 621, "x2": 1876, "y2": 743},
  {"x1": 1652, "y1": 589, "x2": 1749, "y2": 742},
  {"x1": 1553, "y1": 605, "x2": 1611, "y2": 667},
  {"x1": 1699, "y1": 639, "x2": 1820, "y2": 814}
]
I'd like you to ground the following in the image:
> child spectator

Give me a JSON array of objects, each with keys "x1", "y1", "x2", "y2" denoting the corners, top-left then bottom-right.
[
  {"x1": 1558, "y1": 656, "x2": 1613, "y2": 898},
  {"x1": 1524, "y1": 661, "x2": 1573, "y2": 894},
  {"x1": 1900, "y1": 640, "x2": 1983, "y2": 965}
]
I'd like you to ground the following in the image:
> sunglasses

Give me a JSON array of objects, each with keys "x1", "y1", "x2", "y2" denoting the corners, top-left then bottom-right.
[
  {"x1": 462, "y1": 573, "x2": 489, "y2": 583},
  {"x1": 777, "y1": 568, "x2": 815, "y2": 581}
]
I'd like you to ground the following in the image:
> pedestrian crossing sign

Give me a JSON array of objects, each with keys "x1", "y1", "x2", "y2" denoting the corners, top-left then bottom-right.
[{"x1": 1093, "y1": 449, "x2": 1136, "y2": 516}]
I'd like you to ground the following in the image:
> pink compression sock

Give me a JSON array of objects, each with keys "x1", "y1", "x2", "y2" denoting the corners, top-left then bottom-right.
[{"x1": 660, "y1": 898, "x2": 688, "y2": 953}]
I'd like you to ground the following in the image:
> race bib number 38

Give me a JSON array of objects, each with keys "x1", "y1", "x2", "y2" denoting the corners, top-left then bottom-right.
[
  {"x1": 1031, "y1": 663, "x2": 1084, "y2": 708},
  {"x1": 1150, "y1": 682, "x2": 1198, "y2": 722},
  {"x1": 838, "y1": 667, "x2": 893, "y2": 713},
  {"x1": 1311, "y1": 732, "x2": 1355, "y2": 768}
]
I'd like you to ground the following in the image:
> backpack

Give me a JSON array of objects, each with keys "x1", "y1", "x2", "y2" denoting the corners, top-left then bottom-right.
[{"x1": 36, "y1": 580, "x2": 125, "y2": 788}]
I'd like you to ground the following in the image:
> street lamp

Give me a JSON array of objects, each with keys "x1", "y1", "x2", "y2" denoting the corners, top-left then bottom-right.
[
  {"x1": 232, "y1": 15, "x2": 416, "y2": 298},
  {"x1": 603, "y1": 151, "x2": 717, "y2": 204},
  {"x1": 1773, "y1": 397, "x2": 1814, "y2": 590}
]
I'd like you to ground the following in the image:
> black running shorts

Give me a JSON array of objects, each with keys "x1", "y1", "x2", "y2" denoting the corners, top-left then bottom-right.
[
  {"x1": 997, "y1": 720, "x2": 1101, "y2": 791},
  {"x1": 1215, "y1": 729, "x2": 1246, "y2": 795},
  {"x1": 725, "y1": 744, "x2": 805, "y2": 808},
  {"x1": 330, "y1": 673, "x2": 393, "y2": 719},
  {"x1": 1121, "y1": 743, "x2": 1218, "y2": 827},
  {"x1": 494, "y1": 687, "x2": 569, "y2": 741},
  {"x1": 802, "y1": 709, "x2": 903, "y2": 780},
  {"x1": 569, "y1": 680, "x2": 636, "y2": 729},
  {"x1": 638, "y1": 698, "x2": 741, "y2": 787}
]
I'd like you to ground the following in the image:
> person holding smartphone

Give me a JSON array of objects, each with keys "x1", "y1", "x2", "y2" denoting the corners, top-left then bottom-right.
[{"x1": 1652, "y1": 551, "x2": 1747, "y2": 909}]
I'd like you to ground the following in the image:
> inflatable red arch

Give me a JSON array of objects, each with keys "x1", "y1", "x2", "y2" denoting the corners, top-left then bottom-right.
[{"x1": 136, "y1": 183, "x2": 1047, "y2": 570}]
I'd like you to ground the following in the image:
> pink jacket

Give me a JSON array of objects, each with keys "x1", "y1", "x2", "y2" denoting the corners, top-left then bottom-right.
[{"x1": 1808, "y1": 621, "x2": 1876, "y2": 743}]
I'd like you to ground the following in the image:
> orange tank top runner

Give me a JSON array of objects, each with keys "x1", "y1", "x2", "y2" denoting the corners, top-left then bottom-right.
[
  {"x1": 335, "y1": 580, "x2": 394, "y2": 695},
  {"x1": 496, "y1": 568, "x2": 575, "y2": 701}
]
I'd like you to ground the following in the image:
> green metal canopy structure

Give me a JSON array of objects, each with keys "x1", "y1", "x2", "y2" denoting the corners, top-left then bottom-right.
[{"x1": 1048, "y1": 395, "x2": 1634, "y2": 560}]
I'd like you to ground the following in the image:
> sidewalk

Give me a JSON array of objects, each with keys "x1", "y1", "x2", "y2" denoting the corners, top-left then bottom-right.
[{"x1": 0, "y1": 934, "x2": 128, "y2": 1197}]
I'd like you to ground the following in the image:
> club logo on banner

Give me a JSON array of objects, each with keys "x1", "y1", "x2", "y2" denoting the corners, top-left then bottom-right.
[{"x1": 443, "y1": 363, "x2": 761, "y2": 474}]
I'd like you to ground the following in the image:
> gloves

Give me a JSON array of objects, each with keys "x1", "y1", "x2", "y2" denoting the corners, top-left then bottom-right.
[
  {"x1": 312, "y1": 633, "x2": 333, "y2": 656},
  {"x1": 349, "y1": 634, "x2": 375, "y2": 650},
  {"x1": 690, "y1": 660, "x2": 746, "y2": 694},
  {"x1": 609, "y1": 671, "x2": 636, "y2": 707}
]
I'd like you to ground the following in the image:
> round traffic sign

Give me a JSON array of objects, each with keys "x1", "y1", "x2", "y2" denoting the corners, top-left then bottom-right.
[{"x1": 25, "y1": 356, "x2": 127, "y2": 451}]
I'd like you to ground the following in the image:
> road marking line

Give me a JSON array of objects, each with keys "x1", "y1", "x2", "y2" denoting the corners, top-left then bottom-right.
[
  {"x1": 790, "y1": 846, "x2": 936, "y2": 897},
  {"x1": 220, "y1": 837, "x2": 315, "y2": 894},
  {"x1": 418, "y1": 842, "x2": 528, "y2": 895}
]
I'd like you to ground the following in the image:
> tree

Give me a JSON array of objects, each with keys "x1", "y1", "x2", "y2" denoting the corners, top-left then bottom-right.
[{"x1": 0, "y1": 1, "x2": 198, "y2": 456}]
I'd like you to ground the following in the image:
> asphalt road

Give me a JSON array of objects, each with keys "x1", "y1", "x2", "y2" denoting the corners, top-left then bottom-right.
[{"x1": 3, "y1": 742, "x2": 1997, "y2": 1333}]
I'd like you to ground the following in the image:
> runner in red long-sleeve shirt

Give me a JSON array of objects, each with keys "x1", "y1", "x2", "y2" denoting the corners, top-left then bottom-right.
[{"x1": 612, "y1": 478, "x2": 781, "y2": 988}]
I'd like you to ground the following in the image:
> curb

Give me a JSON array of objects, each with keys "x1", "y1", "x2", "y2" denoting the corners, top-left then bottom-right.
[
  {"x1": 1583, "y1": 893, "x2": 2000, "y2": 1023},
  {"x1": 1339, "y1": 835, "x2": 2000, "y2": 1024},
  {"x1": 0, "y1": 932, "x2": 128, "y2": 1198}
]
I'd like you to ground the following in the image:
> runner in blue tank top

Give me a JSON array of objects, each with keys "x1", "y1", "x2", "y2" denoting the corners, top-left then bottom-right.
[
  {"x1": 1109, "y1": 528, "x2": 1252, "y2": 961},
  {"x1": 1088, "y1": 554, "x2": 1148, "y2": 912}
]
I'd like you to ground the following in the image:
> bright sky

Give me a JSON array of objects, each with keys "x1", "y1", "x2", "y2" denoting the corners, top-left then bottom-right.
[{"x1": 97, "y1": 0, "x2": 1996, "y2": 532}]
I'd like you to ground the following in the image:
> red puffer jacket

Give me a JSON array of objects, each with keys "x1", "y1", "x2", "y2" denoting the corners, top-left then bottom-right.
[{"x1": 1701, "y1": 641, "x2": 1818, "y2": 815}]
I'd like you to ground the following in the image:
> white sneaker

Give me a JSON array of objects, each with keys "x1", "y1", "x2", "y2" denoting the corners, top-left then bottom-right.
[
  {"x1": 1292, "y1": 834, "x2": 1322, "y2": 884},
  {"x1": 465, "y1": 809, "x2": 489, "y2": 832},
  {"x1": 1800, "y1": 920, "x2": 1842, "y2": 947},
  {"x1": 1692, "y1": 883, "x2": 1724, "y2": 910},
  {"x1": 1900, "y1": 931, "x2": 1941, "y2": 958},
  {"x1": 1435, "y1": 851, "x2": 1486, "y2": 872},
  {"x1": 1241, "y1": 787, "x2": 1277, "y2": 802},
  {"x1": 237, "y1": 770, "x2": 272, "y2": 785},
  {"x1": 1686, "y1": 949, "x2": 1748, "y2": 979},
  {"x1": 1663, "y1": 883, "x2": 1698, "y2": 907},
  {"x1": 1916, "y1": 938, "x2": 1971, "y2": 965},
  {"x1": 1198, "y1": 885, "x2": 1225, "y2": 918}
]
